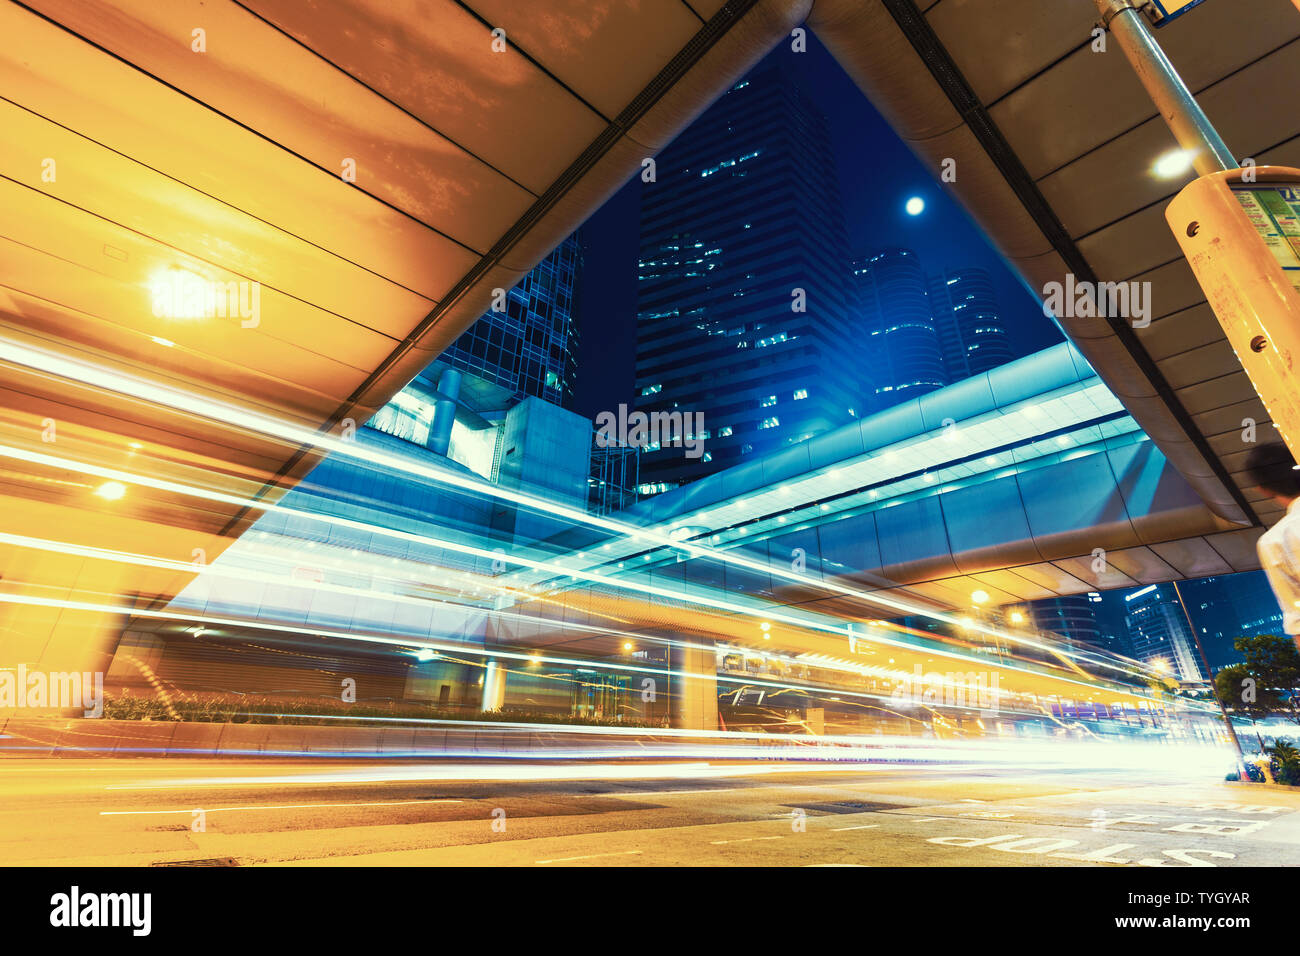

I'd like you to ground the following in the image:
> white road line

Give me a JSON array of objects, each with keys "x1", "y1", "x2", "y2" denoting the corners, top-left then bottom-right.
[
  {"x1": 99, "y1": 799, "x2": 460, "y2": 816},
  {"x1": 535, "y1": 850, "x2": 642, "y2": 864},
  {"x1": 710, "y1": 836, "x2": 784, "y2": 845},
  {"x1": 832, "y1": 824, "x2": 879, "y2": 831}
]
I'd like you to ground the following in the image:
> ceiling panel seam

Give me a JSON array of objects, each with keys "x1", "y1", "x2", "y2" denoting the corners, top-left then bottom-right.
[
  {"x1": 12, "y1": 1, "x2": 523, "y2": 251},
  {"x1": 872, "y1": 0, "x2": 1260, "y2": 529},
  {"x1": 213, "y1": 0, "x2": 769, "y2": 538}
]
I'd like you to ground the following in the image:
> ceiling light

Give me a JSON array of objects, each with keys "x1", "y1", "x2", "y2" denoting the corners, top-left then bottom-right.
[
  {"x1": 1152, "y1": 148, "x2": 1196, "y2": 179},
  {"x1": 94, "y1": 481, "x2": 127, "y2": 501}
]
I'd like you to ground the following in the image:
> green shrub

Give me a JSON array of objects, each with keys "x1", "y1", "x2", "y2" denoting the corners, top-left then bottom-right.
[
  {"x1": 99, "y1": 691, "x2": 660, "y2": 729},
  {"x1": 1268, "y1": 739, "x2": 1300, "y2": 786}
]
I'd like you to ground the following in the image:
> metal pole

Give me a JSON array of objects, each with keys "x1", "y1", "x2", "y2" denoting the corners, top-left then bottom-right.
[
  {"x1": 1095, "y1": 0, "x2": 1236, "y2": 176},
  {"x1": 1172, "y1": 580, "x2": 1245, "y2": 757}
]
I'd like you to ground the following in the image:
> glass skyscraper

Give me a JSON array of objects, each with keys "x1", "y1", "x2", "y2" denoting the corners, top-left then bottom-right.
[
  {"x1": 1180, "y1": 572, "x2": 1286, "y2": 673},
  {"x1": 927, "y1": 267, "x2": 1014, "y2": 380},
  {"x1": 1023, "y1": 594, "x2": 1104, "y2": 653},
  {"x1": 1123, "y1": 584, "x2": 1206, "y2": 683},
  {"x1": 852, "y1": 248, "x2": 946, "y2": 409},
  {"x1": 633, "y1": 67, "x2": 860, "y2": 494},
  {"x1": 441, "y1": 234, "x2": 582, "y2": 407}
]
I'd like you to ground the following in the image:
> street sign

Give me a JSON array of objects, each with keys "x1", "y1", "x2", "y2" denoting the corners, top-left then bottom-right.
[
  {"x1": 1166, "y1": 166, "x2": 1300, "y2": 459},
  {"x1": 1145, "y1": 0, "x2": 1211, "y2": 27}
]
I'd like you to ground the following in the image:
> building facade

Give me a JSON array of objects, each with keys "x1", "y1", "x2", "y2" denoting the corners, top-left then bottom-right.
[
  {"x1": 1123, "y1": 584, "x2": 1205, "y2": 683},
  {"x1": 927, "y1": 267, "x2": 1014, "y2": 380},
  {"x1": 633, "y1": 67, "x2": 861, "y2": 494},
  {"x1": 852, "y1": 248, "x2": 947, "y2": 410},
  {"x1": 1180, "y1": 572, "x2": 1287, "y2": 673},
  {"x1": 1024, "y1": 594, "x2": 1104, "y2": 652},
  {"x1": 440, "y1": 233, "x2": 582, "y2": 407}
]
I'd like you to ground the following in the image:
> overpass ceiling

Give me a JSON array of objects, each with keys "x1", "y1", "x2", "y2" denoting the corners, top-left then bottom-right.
[
  {"x1": 0, "y1": 0, "x2": 806, "y2": 557},
  {"x1": 4, "y1": 0, "x2": 1287, "y2": 674},
  {"x1": 808, "y1": 0, "x2": 1300, "y2": 532}
]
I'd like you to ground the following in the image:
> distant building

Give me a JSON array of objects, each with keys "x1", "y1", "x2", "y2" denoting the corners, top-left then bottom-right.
[
  {"x1": 1179, "y1": 572, "x2": 1286, "y2": 673},
  {"x1": 927, "y1": 267, "x2": 1014, "y2": 380},
  {"x1": 852, "y1": 248, "x2": 946, "y2": 409},
  {"x1": 1123, "y1": 584, "x2": 1205, "y2": 682},
  {"x1": 633, "y1": 67, "x2": 861, "y2": 494},
  {"x1": 441, "y1": 234, "x2": 582, "y2": 407},
  {"x1": 1090, "y1": 590, "x2": 1137, "y2": 657},
  {"x1": 1024, "y1": 594, "x2": 1103, "y2": 652}
]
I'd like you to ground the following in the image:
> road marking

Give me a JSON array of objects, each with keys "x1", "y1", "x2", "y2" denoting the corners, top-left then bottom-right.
[
  {"x1": 709, "y1": 836, "x2": 784, "y2": 845},
  {"x1": 1052, "y1": 843, "x2": 1139, "y2": 864},
  {"x1": 535, "y1": 850, "x2": 642, "y2": 864},
  {"x1": 831, "y1": 824, "x2": 879, "y2": 831},
  {"x1": 99, "y1": 799, "x2": 460, "y2": 816},
  {"x1": 928, "y1": 832, "x2": 1238, "y2": 867}
]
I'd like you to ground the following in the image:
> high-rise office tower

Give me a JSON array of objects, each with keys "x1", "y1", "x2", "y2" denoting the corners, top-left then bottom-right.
[
  {"x1": 927, "y1": 267, "x2": 1014, "y2": 380},
  {"x1": 1180, "y1": 572, "x2": 1286, "y2": 672},
  {"x1": 1123, "y1": 584, "x2": 1206, "y2": 682},
  {"x1": 852, "y1": 248, "x2": 947, "y2": 410},
  {"x1": 634, "y1": 68, "x2": 860, "y2": 494},
  {"x1": 1024, "y1": 594, "x2": 1104, "y2": 652},
  {"x1": 441, "y1": 234, "x2": 582, "y2": 407}
]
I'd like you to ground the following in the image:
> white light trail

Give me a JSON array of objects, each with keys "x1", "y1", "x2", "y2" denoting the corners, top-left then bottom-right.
[{"x1": 0, "y1": 334, "x2": 1139, "y2": 672}]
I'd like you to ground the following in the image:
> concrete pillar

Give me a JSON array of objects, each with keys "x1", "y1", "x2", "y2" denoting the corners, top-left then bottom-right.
[
  {"x1": 481, "y1": 659, "x2": 506, "y2": 712},
  {"x1": 669, "y1": 639, "x2": 718, "y2": 731},
  {"x1": 804, "y1": 706, "x2": 825, "y2": 736}
]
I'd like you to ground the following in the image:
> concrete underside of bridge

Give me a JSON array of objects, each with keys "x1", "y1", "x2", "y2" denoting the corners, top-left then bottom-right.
[{"x1": 1, "y1": 0, "x2": 1294, "y2": 686}]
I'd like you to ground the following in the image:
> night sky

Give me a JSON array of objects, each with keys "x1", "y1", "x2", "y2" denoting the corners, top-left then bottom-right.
[{"x1": 572, "y1": 32, "x2": 1063, "y2": 421}]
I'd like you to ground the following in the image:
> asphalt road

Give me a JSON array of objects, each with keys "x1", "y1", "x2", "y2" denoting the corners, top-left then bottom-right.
[{"x1": 3, "y1": 757, "x2": 1298, "y2": 867}]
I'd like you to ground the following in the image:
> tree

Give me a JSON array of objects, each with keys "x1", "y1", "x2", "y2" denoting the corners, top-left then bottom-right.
[
  {"x1": 1213, "y1": 663, "x2": 1279, "y2": 748},
  {"x1": 1268, "y1": 739, "x2": 1300, "y2": 786},
  {"x1": 1235, "y1": 634, "x2": 1300, "y2": 725},
  {"x1": 1213, "y1": 635, "x2": 1300, "y2": 748}
]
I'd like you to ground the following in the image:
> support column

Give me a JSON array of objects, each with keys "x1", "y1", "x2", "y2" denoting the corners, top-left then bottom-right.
[
  {"x1": 669, "y1": 639, "x2": 718, "y2": 731},
  {"x1": 481, "y1": 659, "x2": 506, "y2": 712},
  {"x1": 1094, "y1": 0, "x2": 1234, "y2": 175},
  {"x1": 428, "y1": 368, "x2": 461, "y2": 456}
]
